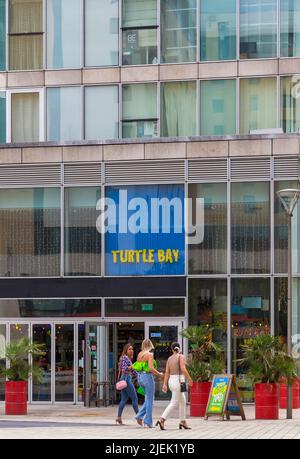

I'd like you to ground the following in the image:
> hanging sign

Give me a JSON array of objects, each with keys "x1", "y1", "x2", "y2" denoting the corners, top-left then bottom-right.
[{"x1": 205, "y1": 374, "x2": 246, "y2": 421}]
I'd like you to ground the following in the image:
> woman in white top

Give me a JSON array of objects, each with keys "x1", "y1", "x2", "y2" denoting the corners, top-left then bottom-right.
[{"x1": 156, "y1": 342, "x2": 193, "y2": 430}]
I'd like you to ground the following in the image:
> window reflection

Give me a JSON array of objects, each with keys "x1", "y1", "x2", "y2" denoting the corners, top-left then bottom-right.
[
  {"x1": 0, "y1": 188, "x2": 60, "y2": 277},
  {"x1": 231, "y1": 182, "x2": 270, "y2": 274},
  {"x1": 240, "y1": 0, "x2": 277, "y2": 59},
  {"x1": 189, "y1": 183, "x2": 227, "y2": 274},
  {"x1": 161, "y1": 0, "x2": 197, "y2": 63},
  {"x1": 281, "y1": 0, "x2": 300, "y2": 57},
  {"x1": 64, "y1": 187, "x2": 101, "y2": 276},
  {"x1": 200, "y1": 0, "x2": 236, "y2": 61},
  {"x1": 231, "y1": 278, "x2": 270, "y2": 403},
  {"x1": 122, "y1": 0, "x2": 158, "y2": 66},
  {"x1": 189, "y1": 279, "x2": 227, "y2": 358}
]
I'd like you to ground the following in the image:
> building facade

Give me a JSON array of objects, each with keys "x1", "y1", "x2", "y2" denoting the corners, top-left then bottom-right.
[{"x1": 0, "y1": 0, "x2": 299, "y2": 404}]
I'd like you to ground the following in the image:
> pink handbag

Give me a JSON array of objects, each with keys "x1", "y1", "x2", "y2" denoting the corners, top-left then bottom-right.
[{"x1": 116, "y1": 380, "x2": 128, "y2": 391}]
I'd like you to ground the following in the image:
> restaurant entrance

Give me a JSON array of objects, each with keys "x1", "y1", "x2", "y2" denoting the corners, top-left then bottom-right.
[{"x1": 0, "y1": 319, "x2": 185, "y2": 405}]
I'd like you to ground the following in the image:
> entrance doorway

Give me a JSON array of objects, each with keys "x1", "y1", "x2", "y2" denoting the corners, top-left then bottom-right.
[
  {"x1": 145, "y1": 322, "x2": 183, "y2": 398},
  {"x1": 0, "y1": 318, "x2": 185, "y2": 405}
]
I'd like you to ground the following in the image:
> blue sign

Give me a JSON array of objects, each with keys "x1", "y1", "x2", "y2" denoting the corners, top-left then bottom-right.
[{"x1": 105, "y1": 184, "x2": 185, "y2": 276}]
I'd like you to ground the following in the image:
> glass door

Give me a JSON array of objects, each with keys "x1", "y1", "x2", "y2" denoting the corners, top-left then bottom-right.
[
  {"x1": 84, "y1": 322, "x2": 109, "y2": 407},
  {"x1": 32, "y1": 323, "x2": 52, "y2": 402},
  {"x1": 145, "y1": 321, "x2": 183, "y2": 399},
  {"x1": 55, "y1": 323, "x2": 75, "y2": 402}
]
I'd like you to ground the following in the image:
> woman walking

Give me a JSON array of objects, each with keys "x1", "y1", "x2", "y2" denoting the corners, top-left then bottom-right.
[
  {"x1": 116, "y1": 343, "x2": 139, "y2": 425},
  {"x1": 133, "y1": 339, "x2": 164, "y2": 428},
  {"x1": 156, "y1": 342, "x2": 193, "y2": 430}
]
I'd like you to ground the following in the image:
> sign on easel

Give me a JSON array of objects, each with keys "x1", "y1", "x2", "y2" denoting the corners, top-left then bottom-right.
[{"x1": 204, "y1": 374, "x2": 246, "y2": 421}]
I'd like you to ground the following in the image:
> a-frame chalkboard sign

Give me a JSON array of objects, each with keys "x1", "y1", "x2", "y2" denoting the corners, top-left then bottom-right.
[{"x1": 204, "y1": 374, "x2": 246, "y2": 421}]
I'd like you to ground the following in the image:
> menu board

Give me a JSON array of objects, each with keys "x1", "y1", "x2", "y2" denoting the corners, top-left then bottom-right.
[{"x1": 205, "y1": 375, "x2": 246, "y2": 421}]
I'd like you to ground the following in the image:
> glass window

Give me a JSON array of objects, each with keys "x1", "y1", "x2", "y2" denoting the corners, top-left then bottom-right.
[
  {"x1": 0, "y1": 324, "x2": 6, "y2": 401},
  {"x1": 281, "y1": 76, "x2": 300, "y2": 133},
  {"x1": 200, "y1": 0, "x2": 236, "y2": 61},
  {"x1": 47, "y1": 0, "x2": 81, "y2": 69},
  {"x1": 0, "y1": 92, "x2": 5, "y2": 143},
  {"x1": 0, "y1": 188, "x2": 60, "y2": 277},
  {"x1": 9, "y1": 0, "x2": 43, "y2": 70},
  {"x1": 200, "y1": 80, "x2": 236, "y2": 135},
  {"x1": 231, "y1": 278, "x2": 270, "y2": 403},
  {"x1": 0, "y1": 299, "x2": 101, "y2": 317},
  {"x1": 85, "y1": 0, "x2": 119, "y2": 67},
  {"x1": 274, "y1": 180, "x2": 299, "y2": 274},
  {"x1": 47, "y1": 87, "x2": 82, "y2": 142},
  {"x1": 0, "y1": 0, "x2": 5, "y2": 70},
  {"x1": 188, "y1": 183, "x2": 227, "y2": 274},
  {"x1": 231, "y1": 182, "x2": 270, "y2": 274},
  {"x1": 11, "y1": 92, "x2": 40, "y2": 143},
  {"x1": 274, "y1": 277, "x2": 287, "y2": 341},
  {"x1": 161, "y1": 0, "x2": 197, "y2": 63},
  {"x1": 85, "y1": 86, "x2": 119, "y2": 141},
  {"x1": 276, "y1": 279, "x2": 300, "y2": 342},
  {"x1": 64, "y1": 187, "x2": 101, "y2": 276},
  {"x1": 122, "y1": 0, "x2": 157, "y2": 27},
  {"x1": 161, "y1": 81, "x2": 196, "y2": 136},
  {"x1": 281, "y1": 0, "x2": 300, "y2": 57},
  {"x1": 122, "y1": 83, "x2": 158, "y2": 138},
  {"x1": 240, "y1": 0, "x2": 277, "y2": 59},
  {"x1": 122, "y1": 0, "x2": 158, "y2": 65},
  {"x1": 240, "y1": 78, "x2": 277, "y2": 134},
  {"x1": 106, "y1": 298, "x2": 185, "y2": 317},
  {"x1": 189, "y1": 278, "x2": 227, "y2": 359}
]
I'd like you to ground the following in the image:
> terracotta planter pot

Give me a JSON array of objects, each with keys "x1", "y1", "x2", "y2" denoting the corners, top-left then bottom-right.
[
  {"x1": 190, "y1": 382, "x2": 212, "y2": 417},
  {"x1": 5, "y1": 381, "x2": 27, "y2": 415},
  {"x1": 255, "y1": 383, "x2": 279, "y2": 420},
  {"x1": 279, "y1": 379, "x2": 300, "y2": 410}
]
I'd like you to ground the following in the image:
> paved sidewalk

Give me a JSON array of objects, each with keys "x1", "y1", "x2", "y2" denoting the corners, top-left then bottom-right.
[{"x1": 0, "y1": 404, "x2": 300, "y2": 439}]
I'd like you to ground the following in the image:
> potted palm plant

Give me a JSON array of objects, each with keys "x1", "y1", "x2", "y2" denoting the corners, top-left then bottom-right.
[
  {"x1": 239, "y1": 335, "x2": 297, "y2": 420},
  {"x1": 181, "y1": 325, "x2": 225, "y2": 417},
  {"x1": 0, "y1": 338, "x2": 45, "y2": 415}
]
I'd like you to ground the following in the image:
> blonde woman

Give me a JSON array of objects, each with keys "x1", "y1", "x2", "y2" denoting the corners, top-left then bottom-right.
[
  {"x1": 133, "y1": 339, "x2": 163, "y2": 428},
  {"x1": 156, "y1": 342, "x2": 193, "y2": 430}
]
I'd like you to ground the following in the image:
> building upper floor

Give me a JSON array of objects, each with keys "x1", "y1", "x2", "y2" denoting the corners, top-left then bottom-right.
[
  {"x1": 0, "y1": 1, "x2": 300, "y2": 145},
  {"x1": 1, "y1": 0, "x2": 300, "y2": 71}
]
